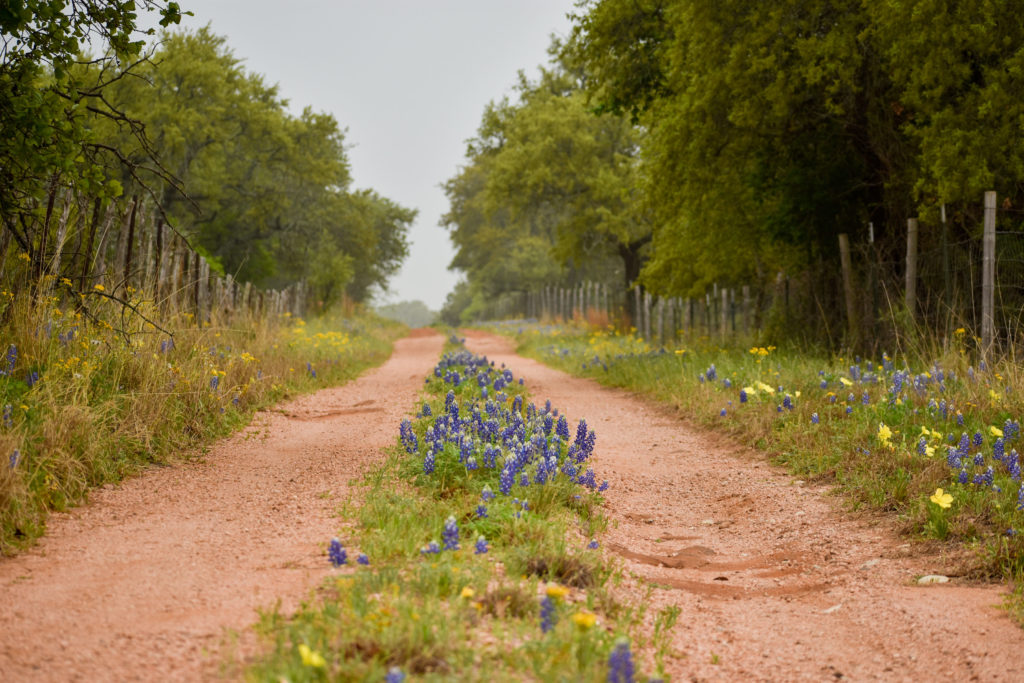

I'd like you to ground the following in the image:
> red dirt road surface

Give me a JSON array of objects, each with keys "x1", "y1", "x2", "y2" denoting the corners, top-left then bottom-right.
[{"x1": 1, "y1": 327, "x2": 1021, "y2": 682}]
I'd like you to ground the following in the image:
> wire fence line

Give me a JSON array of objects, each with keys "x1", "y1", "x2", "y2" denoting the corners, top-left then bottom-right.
[{"x1": 471, "y1": 191, "x2": 1024, "y2": 354}]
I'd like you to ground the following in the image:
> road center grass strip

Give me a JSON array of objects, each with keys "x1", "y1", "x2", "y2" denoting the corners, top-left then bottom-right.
[
  {"x1": 247, "y1": 337, "x2": 673, "y2": 682},
  {"x1": 0, "y1": 293, "x2": 402, "y2": 553}
]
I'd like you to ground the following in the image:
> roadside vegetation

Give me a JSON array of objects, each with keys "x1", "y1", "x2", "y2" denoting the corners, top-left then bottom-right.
[
  {"x1": 0, "y1": 285, "x2": 401, "y2": 553},
  {"x1": 248, "y1": 339, "x2": 674, "y2": 681},
  {"x1": 488, "y1": 321, "x2": 1024, "y2": 611}
]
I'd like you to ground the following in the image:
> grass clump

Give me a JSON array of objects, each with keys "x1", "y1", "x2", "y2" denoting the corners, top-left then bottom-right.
[
  {"x1": 0, "y1": 290, "x2": 401, "y2": 553},
  {"x1": 247, "y1": 339, "x2": 663, "y2": 681}
]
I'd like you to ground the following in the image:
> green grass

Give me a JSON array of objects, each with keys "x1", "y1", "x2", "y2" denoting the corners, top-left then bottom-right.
[
  {"x1": 245, "y1": 341, "x2": 665, "y2": 681},
  {"x1": 489, "y1": 320, "x2": 1024, "y2": 619},
  {"x1": 0, "y1": 290, "x2": 403, "y2": 553}
]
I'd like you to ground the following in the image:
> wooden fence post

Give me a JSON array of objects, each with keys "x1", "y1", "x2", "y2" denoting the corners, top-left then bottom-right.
[
  {"x1": 905, "y1": 217, "x2": 918, "y2": 318},
  {"x1": 838, "y1": 234, "x2": 857, "y2": 345},
  {"x1": 742, "y1": 285, "x2": 751, "y2": 335},
  {"x1": 721, "y1": 287, "x2": 729, "y2": 338},
  {"x1": 982, "y1": 191, "x2": 996, "y2": 355}
]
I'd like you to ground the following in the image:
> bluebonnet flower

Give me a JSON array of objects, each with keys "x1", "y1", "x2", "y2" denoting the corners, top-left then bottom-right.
[
  {"x1": 974, "y1": 453, "x2": 985, "y2": 467},
  {"x1": 782, "y1": 395, "x2": 793, "y2": 410},
  {"x1": 828, "y1": 394, "x2": 837, "y2": 404},
  {"x1": 811, "y1": 413, "x2": 819, "y2": 425},
  {"x1": 386, "y1": 668, "x2": 406, "y2": 683},
  {"x1": 1008, "y1": 450, "x2": 1021, "y2": 481},
  {"x1": 474, "y1": 536, "x2": 489, "y2": 554},
  {"x1": 540, "y1": 596, "x2": 556, "y2": 633},
  {"x1": 719, "y1": 408, "x2": 727, "y2": 417},
  {"x1": 306, "y1": 362, "x2": 316, "y2": 378},
  {"x1": 442, "y1": 515, "x2": 460, "y2": 550},
  {"x1": 476, "y1": 504, "x2": 488, "y2": 518},
  {"x1": 1018, "y1": 483, "x2": 1024, "y2": 511},
  {"x1": 958, "y1": 469, "x2": 969, "y2": 484},
  {"x1": 556, "y1": 415, "x2": 570, "y2": 440},
  {"x1": 328, "y1": 538, "x2": 347, "y2": 566},
  {"x1": 956, "y1": 411, "x2": 964, "y2": 427},
  {"x1": 994, "y1": 438, "x2": 1005, "y2": 463},
  {"x1": 722, "y1": 378, "x2": 732, "y2": 389},
  {"x1": 2, "y1": 404, "x2": 11, "y2": 429},
  {"x1": 861, "y1": 392, "x2": 870, "y2": 405},
  {"x1": 607, "y1": 638, "x2": 635, "y2": 683},
  {"x1": 1005, "y1": 419, "x2": 1021, "y2": 441},
  {"x1": 845, "y1": 406, "x2": 853, "y2": 415},
  {"x1": 481, "y1": 484, "x2": 495, "y2": 502},
  {"x1": 520, "y1": 473, "x2": 530, "y2": 487},
  {"x1": 973, "y1": 432, "x2": 984, "y2": 447},
  {"x1": 3, "y1": 344, "x2": 16, "y2": 375},
  {"x1": 739, "y1": 389, "x2": 747, "y2": 403},
  {"x1": 847, "y1": 393, "x2": 855, "y2": 403},
  {"x1": 705, "y1": 364, "x2": 717, "y2": 381},
  {"x1": 588, "y1": 539, "x2": 599, "y2": 549},
  {"x1": 400, "y1": 419, "x2": 419, "y2": 454},
  {"x1": 357, "y1": 553, "x2": 370, "y2": 565},
  {"x1": 598, "y1": 480, "x2": 609, "y2": 492},
  {"x1": 423, "y1": 449, "x2": 435, "y2": 475},
  {"x1": 947, "y1": 447, "x2": 962, "y2": 470},
  {"x1": 159, "y1": 338, "x2": 174, "y2": 353},
  {"x1": 420, "y1": 541, "x2": 441, "y2": 555},
  {"x1": 26, "y1": 371, "x2": 39, "y2": 388},
  {"x1": 917, "y1": 438, "x2": 927, "y2": 456},
  {"x1": 209, "y1": 375, "x2": 219, "y2": 391},
  {"x1": 9, "y1": 449, "x2": 19, "y2": 468},
  {"x1": 820, "y1": 379, "x2": 828, "y2": 390},
  {"x1": 421, "y1": 403, "x2": 432, "y2": 417},
  {"x1": 466, "y1": 455, "x2": 479, "y2": 471},
  {"x1": 499, "y1": 465, "x2": 514, "y2": 495}
]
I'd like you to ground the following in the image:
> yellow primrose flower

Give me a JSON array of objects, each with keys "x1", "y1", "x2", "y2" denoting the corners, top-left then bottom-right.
[
  {"x1": 572, "y1": 611, "x2": 597, "y2": 630},
  {"x1": 545, "y1": 584, "x2": 570, "y2": 600},
  {"x1": 990, "y1": 426, "x2": 1004, "y2": 438},
  {"x1": 929, "y1": 488, "x2": 953, "y2": 509},
  {"x1": 93, "y1": 284, "x2": 105, "y2": 292},
  {"x1": 755, "y1": 381, "x2": 775, "y2": 394},
  {"x1": 743, "y1": 386, "x2": 757, "y2": 396},
  {"x1": 460, "y1": 586, "x2": 475, "y2": 599},
  {"x1": 839, "y1": 377, "x2": 853, "y2": 387},
  {"x1": 298, "y1": 643, "x2": 326, "y2": 668},
  {"x1": 924, "y1": 445, "x2": 935, "y2": 457},
  {"x1": 989, "y1": 389, "x2": 1001, "y2": 402}
]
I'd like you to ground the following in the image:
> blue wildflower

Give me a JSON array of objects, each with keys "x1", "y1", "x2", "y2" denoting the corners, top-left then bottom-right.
[
  {"x1": 782, "y1": 395, "x2": 793, "y2": 410},
  {"x1": 357, "y1": 553, "x2": 370, "y2": 565},
  {"x1": 442, "y1": 515, "x2": 460, "y2": 550},
  {"x1": 973, "y1": 432, "x2": 984, "y2": 447},
  {"x1": 739, "y1": 389, "x2": 747, "y2": 403},
  {"x1": 2, "y1": 404, "x2": 11, "y2": 428},
  {"x1": 474, "y1": 536, "x2": 489, "y2": 555},
  {"x1": 720, "y1": 408, "x2": 727, "y2": 417},
  {"x1": 3, "y1": 344, "x2": 16, "y2": 375},
  {"x1": 421, "y1": 403, "x2": 432, "y2": 417},
  {"x1": 423, "y1": 449, "x2": 435, "y2": 475},
  {"x1": 386, "y1": 667, "x2": 406, "y2": 683},
  {"x1": 540, "y1": 596, "x2": 556, "y2": 633},
  {"x1": 420, "y1": 541, "x2": 441, "y2": 555},
  {"x1": 588, "y1": 539, "x2": 599, "y2": 549},
  {"x1": 476, "y1": 504, "x2": 488, "y2": 519},
  {"x1": 607, "y1": 638, "x2": 635, "y2": 683},
  {"x1": 209, "y1": 375, "x2": 219, "y2": 391},
  {"x1": 328, "y1": 538, "x2": 347, "y2": 566},
  {"x1": 9, "y1": 449, "x2": 19, "y2": 469},
  {"x1": 811, "y1": 413, "x2": 819, "y2": 425},
  {"x1": 819, "y1": 379, "x2": 827, "y2": 390}
]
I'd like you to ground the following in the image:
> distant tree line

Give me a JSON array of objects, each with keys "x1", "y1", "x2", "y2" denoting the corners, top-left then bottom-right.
[
  {"x1": 442, "y1": 0, "x2": 1024, "y2": 350},
  {"x1": 1, "y1": 3, "x2": 413, "y2": 312}
]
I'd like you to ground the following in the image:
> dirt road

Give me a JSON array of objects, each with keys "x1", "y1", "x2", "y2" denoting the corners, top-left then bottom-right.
[{"x1": 1, "y1": 328, "x2": 1021, "y2": 682}]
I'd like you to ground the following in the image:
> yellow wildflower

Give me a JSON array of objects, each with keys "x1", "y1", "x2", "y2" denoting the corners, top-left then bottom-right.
[
  {"x1": 990, "y1": 425, "x2": 1004, "y2": 438},
  {"x1": 545, "y1": 584, "x2": 570, "y2": 600},
  {"x1": 877, "y1": 422, "x2": 893, "y2": 446},
  {"x1": 929, "y1": 488, "x2": 953, "y2": 509},
  {"x1": 755, "y1": 381, "x2": 775, "y2": 395},
  {"x1": 93, "y1": 284, "x2": 105, "y2": 292},
  {"x1": 460, "y1": 586, "x2": 475, "y2": 599},
  {"x1": 572, "y1": 611, "x2": 597, "y2": 630},
  {"x1": 298, "y1": 643, "x2": 326, "y2": 668},
  {"x1": 839, "y1": 377, "x2": 853, "y2": 387}
]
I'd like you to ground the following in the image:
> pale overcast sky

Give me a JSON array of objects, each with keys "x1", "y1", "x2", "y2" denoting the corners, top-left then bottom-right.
[{"x1": 161, "y1": 1, "x2": 577, "y2": 310}]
